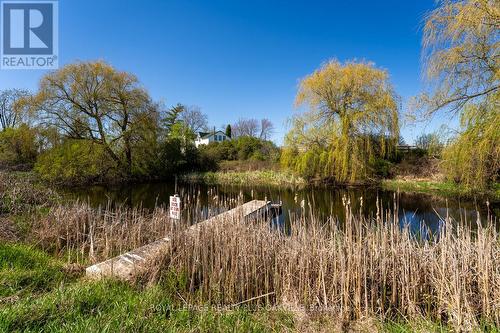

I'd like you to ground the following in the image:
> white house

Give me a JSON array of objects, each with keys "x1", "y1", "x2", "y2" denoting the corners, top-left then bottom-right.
[{"x1": 194, "y1": 131, "x2": 231, "y2": 147}]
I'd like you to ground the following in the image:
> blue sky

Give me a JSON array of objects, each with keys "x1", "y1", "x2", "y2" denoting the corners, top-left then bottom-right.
[{"x1": 0, "y1": 0, "x2": 454, "y2": 144}]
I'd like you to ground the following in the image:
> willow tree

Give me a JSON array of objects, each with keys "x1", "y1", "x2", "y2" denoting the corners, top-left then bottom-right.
[
  {"x1": 26, "y1": 61, "x2": 159, "y2": 175},
  {"x1": 283, "y1": 60, "x2": 399, "y2": 182},
  {"x1": 419, "y1": 0, "x2": 500, "y2": 189},
  {"x1": 419, "y1": 0, "x2": 499, "y2": 115},
  {"x1": 442, "y1": 93, "x2": 500, "y2": 190}
]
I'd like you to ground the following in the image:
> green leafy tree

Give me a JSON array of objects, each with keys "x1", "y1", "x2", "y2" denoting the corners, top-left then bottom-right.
[
  {"x1": 225, "y1": 124, "x2": 232, "y2": 138},
  {"x1": 416, "y1": 0, "x2": 500, "y2": 190},
  {"x1": 163, "y1": 104, "x2": 185, "y2": 134},
  {"x1": 26, "y1": 61, "x2": 159, "y2": 175},
  {"x1": 284, "y1": 60, "x2": 399, "y2": 182}
]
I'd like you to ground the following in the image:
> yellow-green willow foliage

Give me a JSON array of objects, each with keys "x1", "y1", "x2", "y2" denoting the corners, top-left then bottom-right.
[
  {"x1": 282, "y1": 60, "x2": 399, "y2": 183},
  {"x1": 419, "y1": 0, "x2": 500, "y2": 115},
  {"x1": 418, "y1": 0, "x2": 500, "y2": 190},
  {"x1": 442, "y1": 93, "x2": 500, "y2": 190}
]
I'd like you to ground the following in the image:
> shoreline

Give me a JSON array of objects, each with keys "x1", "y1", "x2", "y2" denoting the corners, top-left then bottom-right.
[
  {"x1": 381, "y1": 178, "x2": 500, "y2": 202},
  {"x1": 181, "y1": 170, "x2": 308, "y2": 189},
  {"x1": 183, "y1": 170, "x2": 500, "y2": 202},
  {"x1": 4, "y1": 169, "x2": 498, "y2": 203}
]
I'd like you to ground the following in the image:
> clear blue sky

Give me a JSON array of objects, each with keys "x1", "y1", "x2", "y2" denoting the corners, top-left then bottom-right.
[{"x1": 0, "y1": 0, "x2": 455, "y2": 144}]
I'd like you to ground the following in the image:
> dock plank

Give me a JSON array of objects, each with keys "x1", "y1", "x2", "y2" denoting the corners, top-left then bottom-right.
[{"x1": 86, "y1": 200, "x2": 270, "y2": 280}]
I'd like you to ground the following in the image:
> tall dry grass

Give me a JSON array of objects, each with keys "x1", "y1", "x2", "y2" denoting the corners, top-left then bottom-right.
[
  {"x1": 142, "y1": 200, "x2": 499, "y2": 331},
  {"x1": 0, "y1": 171, "x2": 58, "y2": 215},
  {"x1": 30, "y1": 189, "x2": 243, "y2": 263},
  {"x1": 31, "y1": 203, "x2": 175, "y2": 263}
]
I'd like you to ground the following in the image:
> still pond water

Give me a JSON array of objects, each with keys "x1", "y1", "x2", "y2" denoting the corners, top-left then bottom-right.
[{"x1": 64, "y1": 181, "x2": 499, "y2": 234}]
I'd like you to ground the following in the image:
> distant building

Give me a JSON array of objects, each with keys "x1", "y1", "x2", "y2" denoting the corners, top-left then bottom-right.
[
  {"x1": 397, "y1": 145, "x2": 418, "y2": 153},
  {"x1": 194, "y1": 131, "x2": 231, "y2": 147}
]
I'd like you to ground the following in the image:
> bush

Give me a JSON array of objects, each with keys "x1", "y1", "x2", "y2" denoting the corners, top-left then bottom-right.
[
  {"x1": 198, "y1": 137, "x2": 280, "y2": 166},
  {"x1": 371, "y1": 158, "x2": 393, "y2": 178},
  {"x1": 34, "y1": 140, "x2": 114, "y2": 185},
  {"x1": 198, "y1": 141, "x2": 236, "y2": 162},
  {"x1": 0, "y1": 125, "x2": 38, "y2": 167}
]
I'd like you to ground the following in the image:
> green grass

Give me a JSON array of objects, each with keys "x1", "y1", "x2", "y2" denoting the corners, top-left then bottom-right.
[
  {"x1": 0, "y1": 243, "x2": 73, "y2": 298},
  {"x1": 382, "y1": 319, "x2": 500, "y2": 333},
  {"x1": 0, "y1": 279, "x2": 295, "y2": 333},
  {"x1": 0, "y1": 243, "x2": 294, "y2": 333},
  {"x1": 0, "y1": 244, "x2": 494, "y2": 332},
  {"x1": 186, "y1": 170, "x2": 500, "y2": 202},
  {"x1": 381, "y1": 179, "x2": 500, "y2": 201},
  {"x1": 183, "y1": 170, "x2": 307, "y2": 188}
]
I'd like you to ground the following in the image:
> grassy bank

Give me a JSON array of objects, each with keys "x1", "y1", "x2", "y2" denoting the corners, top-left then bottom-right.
[
  {"x1": 0, "y1": 243, "x2": 296, "y2": 333},
  {"x1": 381, "y1": 179, "x2": 500, "y2": 201},
  {"x1": 183, "y1": 170, "x2": 307, "y2": 188},
  {"x1": 0, "y1": 244, "x2": 470, "y2": 333}
]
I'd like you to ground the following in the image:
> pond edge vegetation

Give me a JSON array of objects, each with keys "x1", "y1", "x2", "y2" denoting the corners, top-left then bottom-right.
[{"x1": 1, "y1": 172, "x2": 499, "y2": 332}]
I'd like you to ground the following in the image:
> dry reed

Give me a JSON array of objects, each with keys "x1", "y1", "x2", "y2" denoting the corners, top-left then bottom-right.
[
  {"x1": 0, "y1": 171, "x2": 58, "y2": 215},
  {"x1": 142, "y1": 199, "x2": 499, "y2": 331},
  {"x1": 3, "y1": 171, "x2": 498, "y2": 330},
  {"x1": 30, "y1": 188, "x2": 244, "y2": 263}
]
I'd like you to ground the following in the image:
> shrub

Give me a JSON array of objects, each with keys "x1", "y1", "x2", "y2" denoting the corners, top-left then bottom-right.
[
  {"x1": 0, "y1": 125, "x2": 38, "y2": 166},
  {"x1": 198, "y1": 137, "x2": 280, "y2": 165},
  {"x1": 371, "y1": 158, "x2": 393, "y2": 178},
  {"x1": 34, "y1": 140, "x2": 114, "y2": 185}
]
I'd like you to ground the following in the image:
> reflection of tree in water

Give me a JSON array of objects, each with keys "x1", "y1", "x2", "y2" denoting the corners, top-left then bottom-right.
[{"x1": 66, "y1": 181, "x2": 497, "y2": 234}]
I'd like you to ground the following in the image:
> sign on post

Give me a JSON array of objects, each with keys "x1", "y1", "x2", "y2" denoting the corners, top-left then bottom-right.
[{"x1": 169, "y1": 195, "x2": 181, "y2": 220}]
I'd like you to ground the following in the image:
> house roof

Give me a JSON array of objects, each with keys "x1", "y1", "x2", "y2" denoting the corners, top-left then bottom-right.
[{"x1": 197, "y1": 131, "x2": 227, "y2": 139}]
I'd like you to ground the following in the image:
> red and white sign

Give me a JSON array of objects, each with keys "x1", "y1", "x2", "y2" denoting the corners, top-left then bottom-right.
[{"x1": 169, "y1": 195, "x2": 181, "y2": 220}]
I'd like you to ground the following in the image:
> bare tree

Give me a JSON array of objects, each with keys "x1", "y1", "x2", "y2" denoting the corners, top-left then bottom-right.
[
  {"x1": 178, "y1": 105, "x2": 208, "y2": 133},
  {"x1": 232, "y1": 118, "x2": 259, "y2": 138},
  {"x1": 232, "y1": 118, "x2": 274, "y2": 139},
  {"x1": 0, "y1": 89, "x2": 30, "y2": 130},
  {"x1": 259, "y1": 118, "x2": 274, "y2": 140}
]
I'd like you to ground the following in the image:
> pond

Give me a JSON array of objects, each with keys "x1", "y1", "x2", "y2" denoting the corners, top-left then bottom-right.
[{"x1": 63, "y1": 181, "x2": 499, "y2": 235}]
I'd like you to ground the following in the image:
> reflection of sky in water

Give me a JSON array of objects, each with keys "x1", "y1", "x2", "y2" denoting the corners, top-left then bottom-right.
[
  {"x1": 399, "y1": 211, "x2": 444, "y2": 238},
  {"x1": 64, "y1": 181, "x2": 498, "y2": 233}
]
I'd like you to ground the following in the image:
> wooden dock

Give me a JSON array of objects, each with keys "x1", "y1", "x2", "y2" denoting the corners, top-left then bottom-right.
[{"x1": 86, "y1": 200, "x2": 272, "y2": 281}]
